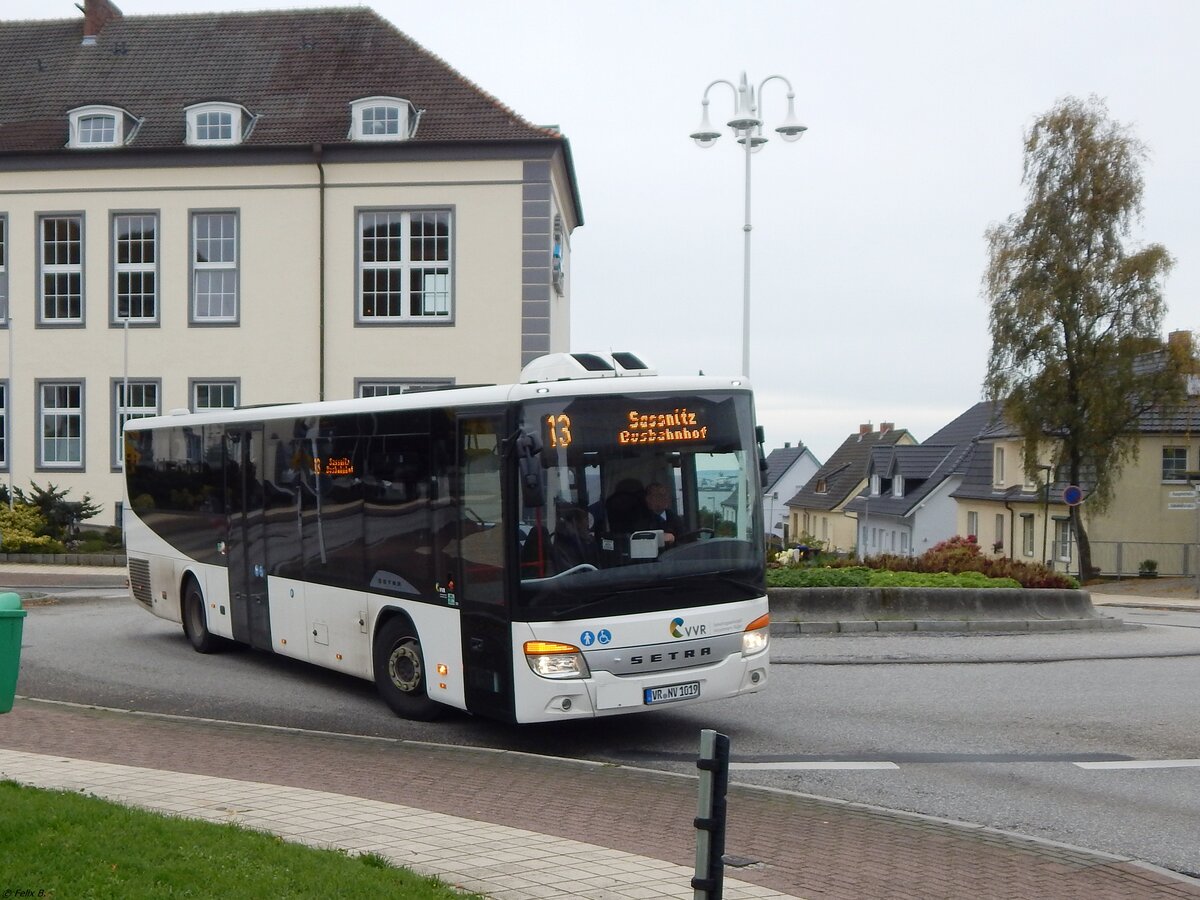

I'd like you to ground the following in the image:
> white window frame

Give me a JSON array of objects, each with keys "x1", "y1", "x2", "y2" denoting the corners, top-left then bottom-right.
[
  {"x1": 37, "y1": 380, "x2": 85, "y2": 470},
  {"x1": 994, "y1": 513, "x2": 1005, "y2": 550},
  {"x1": 112, "y1": 379, "x2": 160, "y2": 469},
  {"x1": 966, "y1": 511, "x2": 979, "y2": 539},
  {"x1": 67, "y1": 105, "x2": 131, "y2": 148},
  {"x1": 190, "y1": 211, "x2": 239, "y2": 324},
  {"x1": 349, "y1": 96, "x2": 416, "y2": 142},
  {"x1": 869, "y1": 474, "x2": 881, "y2": 496},
  {"x1": 185, "y1": 102, "x2": 252, "y2": 146},
  {"x1": 190, "y1": 379, "x2": 239, "y2": 412},
  {"x1": 112, "y1": 213, "x2": 159, "y2": 324},
  {"x1": 892, "y1": 475, "x2": 904, "y2": 498},
  {"x1": 357, "y1": 209, "x2": 452, "y2": 323},
  {"x1": 355, "y1": 378, "x2": 453, "y2": 398},
  {"x1": 1053, "y1": 518, "x2": 1072, "y2": 562},
  {"x1": 1162, "y1": 447, "x2": 1189, "y2": 482},
  {"x1": 0, "y1": 213, "x2": 8, "y2": 322},
  {"x1": 1021, "y1": 514, "x2": 1035, "y2": 556},
  {"x1": 0, "y1": 380, "x2": 7, "y2": 471},
  {"x1": 993, "y1": 446, "x2": 1005, "y2": 487},
  {"x1": 38, "y1": 214, "x2": 84, "y2": 325}
]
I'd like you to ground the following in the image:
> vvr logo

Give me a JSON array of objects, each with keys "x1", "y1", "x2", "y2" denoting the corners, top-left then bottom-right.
[{"x1": 669, "y1": 617, "x2": 707, "y2": 639}]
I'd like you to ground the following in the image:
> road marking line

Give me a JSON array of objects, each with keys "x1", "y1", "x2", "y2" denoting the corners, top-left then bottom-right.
[
  {"x1": 1074, "y1": 759, "x2": 1200, "y2": 770},
  {"x1": 731, "y1": 761, "x2": 900, "y2": 771}
]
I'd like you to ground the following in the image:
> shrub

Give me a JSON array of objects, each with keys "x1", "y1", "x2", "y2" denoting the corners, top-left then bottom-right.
[
  {"x1": 770, "y1": 533, "x2": 1079, "y2": 589},
  {"x1": 0, "y1": 503, "x2": 65, "y2": 553}
]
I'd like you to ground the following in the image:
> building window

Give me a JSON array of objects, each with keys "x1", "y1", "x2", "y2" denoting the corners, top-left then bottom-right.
[
  {"x1": 993, "y1": 446, "x2": 1005, "y2": 487},
  {"x1": 191, "y1": 212, "x2": 238, "y2": 323},
  {"x1": 113, "y1": 380, "x2": 160, "y2": 468},
  {"x1": 349, "y1": 97, "x2": 416, "y2": 141},
  {"x1": 191, "y1": 380, "x2": 238, "y2": 412},
  {"x1": 869, "y1": 474, "x2": 880, "y2": 496},
  {"x1": 113, "y1": 213, "x2": 158, "y2": 323},
  {"x1": 994, "y1": 513, "x2": 1004, "y2": 550},
  {"x1": 358, "y1": 210, "x2": 452, "y2": 322},
  {"x1": 1053, "y1": 519, "x2": 1072, "y2": 562},
  {"x1": 1162, "y1": 447, "x2": 1189, "y2": 482},
  {"x1": 67, "y1": 105, "x2": 132, "y2": 148},
  {"x1": 185, "y1": 102, "x2": 251, "y2": 146},
  {"x1": 1021, "y1": 514, "x2": 1035, "y2": 556},
  {"x1": 815, "y1": 479, "x2": 827, "y2": 494},
  {"x1": 0, "y1": 214, "x2": 8, "y2": 322},
  {"x1": 0, "y1": 381, "x2": 7, "y2": 470},
  {"x1": 37, "y1": 381, "x2": 84, "y2": 469},
  {"x1": 892, "y1": 476, "x2": 904, "y2": 498},
  {"x1": 39, "y1": 215, "x2": 84, "y2": 325},
  {"x1": 967, "y1": 511, "x2": 978, "y2": 539},
  {"x1": 356, "y1": 378, "x2": 452, "y2": 398}
]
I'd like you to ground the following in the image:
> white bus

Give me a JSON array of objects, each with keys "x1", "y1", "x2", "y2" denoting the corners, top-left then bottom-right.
[{"x1": 122, "y1": 352, "x2": 770, "y2": 723}]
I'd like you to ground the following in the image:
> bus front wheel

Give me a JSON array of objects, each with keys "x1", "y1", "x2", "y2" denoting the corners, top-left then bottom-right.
[
  {"x1": 181, "y1": 579, "x2": 221, "y2": 654},
  {"x1": 374, "y1": 618, "x2": 442, "y2": 721}
]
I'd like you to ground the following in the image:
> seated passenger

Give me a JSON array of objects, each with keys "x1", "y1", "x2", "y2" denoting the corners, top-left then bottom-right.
[{"x1": 552, "y1": 506, "x2": 598, "y2": 572}]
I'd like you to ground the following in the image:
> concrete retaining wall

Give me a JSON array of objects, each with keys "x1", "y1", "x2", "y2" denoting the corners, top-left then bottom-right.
[{"x1": 769, "y1": 586, "x2": 1101, "y2": 623}]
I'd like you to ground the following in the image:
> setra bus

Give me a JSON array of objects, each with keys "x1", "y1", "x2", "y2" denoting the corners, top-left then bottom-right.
[{"x1": 122, "y1": 352, "x2": 770, "y2": 723}]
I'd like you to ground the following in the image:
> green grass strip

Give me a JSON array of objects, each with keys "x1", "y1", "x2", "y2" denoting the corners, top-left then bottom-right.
[{"x1": 0, "y1": 781, "x2": 484, "y2": 898}]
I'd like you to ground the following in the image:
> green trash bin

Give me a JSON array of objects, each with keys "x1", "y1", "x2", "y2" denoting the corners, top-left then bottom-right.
[{"x1": 0, "y1": 591, "x2": 28, "y2": 714}]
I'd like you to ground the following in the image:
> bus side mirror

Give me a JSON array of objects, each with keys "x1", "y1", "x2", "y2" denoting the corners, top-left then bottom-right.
[
  {"x1": 516, "y1": 431, "x2": 544, "y2": 509},
  {"x1": 756, "y1": 425, "x2": 769, "y2": 487}
]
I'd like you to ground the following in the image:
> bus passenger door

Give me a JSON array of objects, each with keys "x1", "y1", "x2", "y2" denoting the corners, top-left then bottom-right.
[
  {"x1": 444, "y1": 412, "x2": 515, "y2": 721},
  {"x1": 226, "y1": 426, "x2": 272, "y2": 651}
]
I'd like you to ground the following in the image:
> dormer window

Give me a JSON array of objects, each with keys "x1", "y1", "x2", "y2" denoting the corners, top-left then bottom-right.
[
  {"x1": 350, "y1": 96, "x2": 419, "y2": 142},
  {"x1": 185, "y1": 103, "x2": 253, "y2": 146},
  {"x1": 68, "y1": 105, "x2": 136, "y2": 149}
]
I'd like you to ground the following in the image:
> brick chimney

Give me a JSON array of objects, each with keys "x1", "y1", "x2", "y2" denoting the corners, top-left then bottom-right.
[
  {"x1": 81, "y1": 0, "x2": 123, "y2": 46},
  {"x1": 858, "y1": 423, "x2": 872, "y2": 436},
  {"x1": 880, "y1": 422, "x2": 894, "y2": 434}
]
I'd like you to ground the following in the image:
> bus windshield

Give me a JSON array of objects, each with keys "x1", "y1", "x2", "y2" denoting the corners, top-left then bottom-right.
[{"x1": 515, "y1": 390, "x2": 765, "y2": 620}]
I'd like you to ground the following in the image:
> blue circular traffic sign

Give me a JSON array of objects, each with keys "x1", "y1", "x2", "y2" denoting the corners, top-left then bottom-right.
[{"x1": 1062, "y1": 485, "x2": 1084, "y2": 506}]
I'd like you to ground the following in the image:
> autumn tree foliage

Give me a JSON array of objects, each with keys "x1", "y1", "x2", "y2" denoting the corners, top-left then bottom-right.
[{"x1": 983, "y1": 96, "x2": 1189, "y2": 579}]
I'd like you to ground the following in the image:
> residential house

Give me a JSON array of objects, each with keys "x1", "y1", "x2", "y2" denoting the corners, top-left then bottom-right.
[
  {"x1": 952, "y1": 332, "x2": 1200, "y2": 575},
  {"x1": 785, "y1": 423, "x2": 915, "y2": 554},
  {"x1": 0, "y1": 1, "x2": 581, "y2": 521},
  {"x1": 761, "y1": 441, "x2": 820, "y2": 544},
  {"x1": 844, "y1": 401, "x2": 1000, "y2": 557}
]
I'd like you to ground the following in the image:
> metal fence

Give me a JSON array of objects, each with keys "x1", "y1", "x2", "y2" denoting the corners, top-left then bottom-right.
[{"x1": 1088, "y1": 541, "x2": 1199, "y2": 578}]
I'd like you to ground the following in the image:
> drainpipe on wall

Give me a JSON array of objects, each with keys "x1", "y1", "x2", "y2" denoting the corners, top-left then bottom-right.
[
  {"x1": 313, "y1": 144, "x2": 326, "y2": 400},
  {"x1": 1003, "y1": 485, "x2": 1021, "y2": 561}
]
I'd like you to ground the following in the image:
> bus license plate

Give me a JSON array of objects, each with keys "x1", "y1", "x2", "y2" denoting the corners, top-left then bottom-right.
[{"x1": 644, "y1": 681, "x2": 701, "y2": 705}]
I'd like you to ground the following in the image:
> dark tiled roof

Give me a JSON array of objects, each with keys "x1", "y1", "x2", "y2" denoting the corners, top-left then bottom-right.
[
  {"x1": 0, "y1": 7, "x2": 560, "y2": 152},
  {"x1": 846, "y1": 402, "x2": 1002, "y2": 517},
  {"x1": 763, "y1": 444, "x2": 809, "y2": 493},
  {"x1": 926, "y1": 401, "x2": 1001, "y2": 447},
  {"x1": 786, "y1": 428, "x2": 912, "y2": 511}
]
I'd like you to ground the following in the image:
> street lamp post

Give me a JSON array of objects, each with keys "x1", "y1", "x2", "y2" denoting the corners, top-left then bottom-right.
[{"x1": 690, "y1": 72, "x2": 807, "y2": 378}]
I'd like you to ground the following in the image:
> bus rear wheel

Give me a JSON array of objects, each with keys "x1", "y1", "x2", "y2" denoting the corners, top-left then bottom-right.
[
  {"x1": 374, "y1": 618, "x2": 442, "y2": 721},
  {"x1": 181, "y1": 579, "x2": 221, "y2": 654}
]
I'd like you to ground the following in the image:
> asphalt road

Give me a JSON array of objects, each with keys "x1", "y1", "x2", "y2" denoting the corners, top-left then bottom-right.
[{"x1": 13, "y1": 594, "x2": 1200, "y2": 880}]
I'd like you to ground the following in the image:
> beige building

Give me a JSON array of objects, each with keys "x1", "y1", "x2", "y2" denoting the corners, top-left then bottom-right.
[
  {"x1": 785, "y1": 423, "x2": 916, "y2": 554},
  {"x1": 951, "y1": 353, "x2": 1200, "y2": 576},
  {"x1": 1, "y1": 2, "x2": 582, "y2": 522}
]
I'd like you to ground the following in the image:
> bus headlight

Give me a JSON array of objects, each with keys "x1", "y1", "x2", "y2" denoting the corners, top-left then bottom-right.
[
  {"x1": 524, "y1": 641, "x2": 590, "y2": 679},
  {"x1": 742, "y1": 613, "x2": 770, "y2": 656}
]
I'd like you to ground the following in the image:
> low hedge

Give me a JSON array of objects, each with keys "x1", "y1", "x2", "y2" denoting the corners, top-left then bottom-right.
[{"x1": 767, "y1": 566, "x2": 1021, "y2": 589}]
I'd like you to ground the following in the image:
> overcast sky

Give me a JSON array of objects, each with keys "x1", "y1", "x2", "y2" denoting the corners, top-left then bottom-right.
[{"x1": 11, "y1": 0, "x2": 1198, "y2": 460}]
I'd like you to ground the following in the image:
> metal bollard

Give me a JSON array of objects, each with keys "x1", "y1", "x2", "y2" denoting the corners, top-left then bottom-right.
[{"x1": 692, "y1": 728, "x2": 730, "y2": 900}]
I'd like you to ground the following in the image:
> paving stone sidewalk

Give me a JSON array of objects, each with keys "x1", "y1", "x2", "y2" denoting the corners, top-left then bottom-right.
[{"x1": 2, "y1": 700, "x2": 1198, "y2": 899}]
